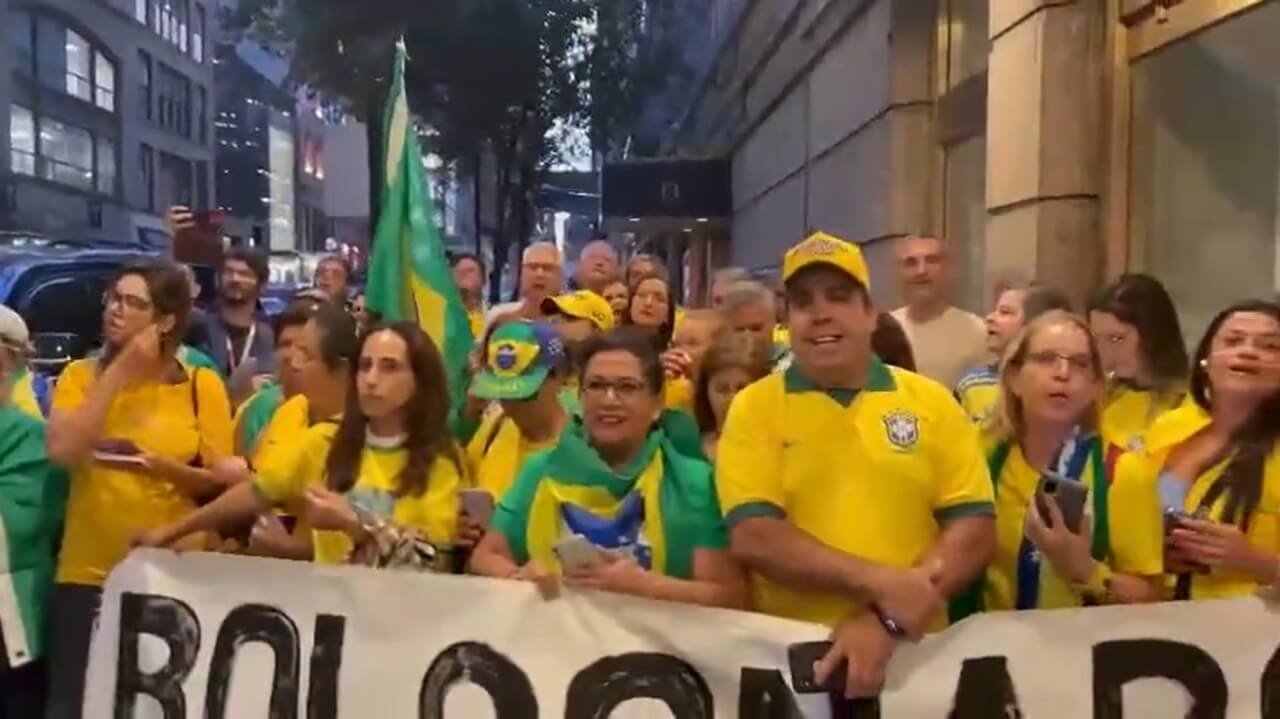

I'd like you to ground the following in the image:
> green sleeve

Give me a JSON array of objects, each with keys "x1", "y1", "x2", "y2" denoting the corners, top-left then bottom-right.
[
  {"x1": 667, "y1": 451, "x2": 729, "y2": 552},
  {"x1": 659, "y1": 409, "x2": 707, "y2": 461},
  {"x1": 179, "y1": 345, "x2": 224, "y2": 376},
  {"x1": 490, "y1": 451, "x2": 551, "y2": 565}
]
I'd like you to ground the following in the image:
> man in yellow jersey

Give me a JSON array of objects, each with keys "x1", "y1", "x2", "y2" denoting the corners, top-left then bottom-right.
[
  {"x1": 716, "y1": 230, "x2": 995, "y2": 700},
  {"x1": 542, "y1": 290, "x2": 614, "y2": 349},
  {"x1": 464, "y1": 322, "x2": 571, "y2": 510}
]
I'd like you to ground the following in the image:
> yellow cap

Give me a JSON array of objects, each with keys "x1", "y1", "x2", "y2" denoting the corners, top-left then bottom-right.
[
  {"x1": 540, "y1": 290, "x2": 616, "y2": 331},
  {"x1": 782, "y1": 230, "x2": 871, "y2": 291}
]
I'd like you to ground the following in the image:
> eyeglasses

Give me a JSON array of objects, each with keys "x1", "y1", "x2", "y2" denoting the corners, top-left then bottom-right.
[
  {"x1": 102, "y1": 290, "x2": 153, "y2": 313},
  {"x1": 582, "y1": 377, "x2": 648, "y2": 401},
  {"x1": 1024, "y1": 350, "x2": 1094, "y2": 374}
]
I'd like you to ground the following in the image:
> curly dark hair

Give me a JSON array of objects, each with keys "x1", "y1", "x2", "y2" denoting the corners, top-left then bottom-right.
[{"x1": 324, "y1": 322, "x2": 463, "y2": 498}]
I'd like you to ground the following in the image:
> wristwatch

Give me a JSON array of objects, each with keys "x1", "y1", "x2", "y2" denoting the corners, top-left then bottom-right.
[{"x1": 1073, "y1": 562, "x2": 1114, "y2": 600}]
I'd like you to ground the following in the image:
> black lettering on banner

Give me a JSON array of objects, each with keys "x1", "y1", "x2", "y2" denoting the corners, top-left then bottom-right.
[
  {"x1": 1261, "y1": 642, "x2": 1280, "y2": 717},
  {"x1": 738, "y1": 668, "x2": 805, "y2": 719},
  {"x1": 565, "y1": 652, "x2": 713, "y2": 719},
  {"x1": 1093, "y1": 639, "x2": 1227, "y2": 719},
  {"x1": 114, "y1": 592, "x2": 201, "y2": 719},
  {"x1": 204, "y1": 603, "x2": 302, "y2": 719},
  {"x1": 948, "y1": 656, "x2": 1023, "y2": 719},
  {"x1": 418, "y1": 641, "x2": 538, "y2": 718},
  {"x1": 306, "y1": 614, "x2": 346, "y2": 719}
]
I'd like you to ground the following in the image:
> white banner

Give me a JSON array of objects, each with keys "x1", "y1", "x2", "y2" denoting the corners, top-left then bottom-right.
[{"x1": 86, "y1": 550, "x2": 1280, "y2": 717}]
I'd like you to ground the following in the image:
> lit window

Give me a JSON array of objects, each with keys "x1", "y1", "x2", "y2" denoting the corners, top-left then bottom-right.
[
  {"x1": 95, "y1": 52, "x2": 115, "y2": 111},
  {"x1": 9, "y1": 105, "x2": 37, "y2": 176},
  {"x1": 39, "y1": 117, "x2": 95, "y2": 191},
  {"x1": 135, "y1": 0, "x2": 147, "y2": 23},
  {"x1": 97, "y1": 137, "x2": 117, "y2": 195}
]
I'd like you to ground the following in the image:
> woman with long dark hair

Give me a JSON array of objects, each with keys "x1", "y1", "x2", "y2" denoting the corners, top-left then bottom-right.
[
  {"x1": 140, "y1": 322, "x2": 465, "y2": 569},
  {"x1": 1114, "y1": 300, "x2": 1280, "y2": 600},
  {"x1": 1088, "y1": 274, "x2": 1190, "y2": 452}
]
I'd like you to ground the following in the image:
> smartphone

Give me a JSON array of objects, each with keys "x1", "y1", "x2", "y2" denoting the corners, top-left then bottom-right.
[
  {"x1": 173, "y1": 209, "x2": 224, "y2": 265},
  {"x1": 787, "y1": 641, "x2": 845, "y2": 695},
  {"x1": 460, "y1": 489, "x2": 495, "y2": 527},
  {"x1": 93, "y1": 439, "x2": 146, "y2": 466},
  {"x1": 1035, "y1": 474, "x2": 1088, "y2": 532},
  {"x1": 552, "y1": 534, "x2": 602, "y2": 573}
]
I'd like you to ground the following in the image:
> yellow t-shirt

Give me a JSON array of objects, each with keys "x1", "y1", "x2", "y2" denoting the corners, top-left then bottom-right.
[
  {"x1": 954, "y1": 365, "x2": 999, "y2": 427},
  {"x1": 1100, "y1": 385, "x2": 1187, "y2": 453},
  {"x1": 716, "y1": 357, "x2": 994, "y2": 627},
  {"x1": 772, "y1": 325, "x2": 791, "y2": 349},
  {"x1": 254, "y1": 423, "x2": 464, "y2": 565},
  {"x1": 1113, "y1": 402, "x2": 1280, "y2": 599},
  {"x1": 983, "y1": 440, "x2": 1159, "y2": 611},
  {"x1": 250, "y1": 394, "x2": 312, "y2": 470},
  {"x1": 53, "y1": 359, "x2": 234, "y2": 586},
  {"x1": 468, "y1": 308, "x2": 486, "y2": 340},
  {"x1": 663, "y1": 376, "x2": 694, "y2": 415},
  {"x1": 465, "y1": 410, "x2": 557, "y2": 499}
]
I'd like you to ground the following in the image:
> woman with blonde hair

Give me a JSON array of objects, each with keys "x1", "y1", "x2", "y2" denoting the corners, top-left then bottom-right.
[{"x1": 952, "y1": 311, "x2": 1161, "y2": 618}]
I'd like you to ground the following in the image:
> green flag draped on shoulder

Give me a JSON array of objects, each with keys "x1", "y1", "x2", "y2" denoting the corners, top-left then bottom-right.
[{"x1": 366, "y1": 41, "x2": 474, "y2": 408}]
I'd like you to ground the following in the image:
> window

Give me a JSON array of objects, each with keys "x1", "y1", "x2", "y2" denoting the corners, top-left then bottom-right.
[
  {"x1": 10, "y1": 105, "x2": 36, "y2": 176},
  {"x1": 194, "y1": 160, "x2": 208, "y2": 208},
  {"x1": 96, "y1": 137, "x2": 117, "y2": 195},
  {"x1": 192, "y1": 4, "x2": 205, "y2": 62},
  {"x1": 21, "y1": 15, "x2": 115, "y2": 112},
  {"x1": 9, "y1": 12, "x2": 33, "y2": 77},
  {"x1": 195, "y1": 86, "x2": 207, "y2": 144},
  {"x1": 176, "y1": 0, "x2": 189, "y2": 54},
  {"x1": 158, "y1": 152, "x2": 193, "y2": 209},
  {"x1": 39, "y1": 118, "x2": 94, "y2": 190},
  {"x1": 94, "y1": 52, "x2": 115, "y2": 112},
  {"x1": 139, "y1": 51, "x2": 153, "y2": 120},
  {"x1": 156, "y1": 63, "x2": 193, "y2": 138},
  {"x1": 135, "y1": 0, "x2": 147, "y2": 24},
  {"x1": 141, "y1": 144, "x2": 156, "y2": 211},
  {"x1": 149, "y1": 0, "x2": 190, "y2": 52}
]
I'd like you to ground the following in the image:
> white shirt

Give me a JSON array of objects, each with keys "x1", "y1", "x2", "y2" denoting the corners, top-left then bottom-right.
[{"x1": 890, "y1": 305, "x2": 988, "y2": 389}]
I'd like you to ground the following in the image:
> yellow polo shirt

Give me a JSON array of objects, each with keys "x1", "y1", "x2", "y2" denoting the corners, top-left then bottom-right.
[
  {"x1": 716, "y1": 357, "x2": 994, "y2": 627},
  {"x1": 254, "y1": 423, "x2": 464, "y2": 564},
  {"x1": 249, "y1": 394, "x2": 312, "y2": 469},
  {"x1": 53, "y1": 359, "x2": 234, "y2": 586},
  {"x1": 1112, "y1": 402, "x2": 1280, "y2": 599},
  {"x1": 1100, "y1": 384, "x2": 1187, "y2": 453},
  {"x1": 9, "y1": 369, "x2": 43, "y2": 421},
  {"x1": 465, "y1": 410, "x2": 558, "y2": 499}
]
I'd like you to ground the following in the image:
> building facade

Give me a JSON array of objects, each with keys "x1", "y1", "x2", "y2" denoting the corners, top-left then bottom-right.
[
  {"x1": 666, "y1": 0, "x2": 1280, "y2": 341},
  {"x1": 1, "y1": 0, "x2": 215, "y2": 244}
]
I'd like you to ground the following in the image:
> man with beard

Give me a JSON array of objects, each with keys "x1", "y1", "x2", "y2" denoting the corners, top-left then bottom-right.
[{"x1": 192, "y1": 246, "x2": 275, "y2": 382}]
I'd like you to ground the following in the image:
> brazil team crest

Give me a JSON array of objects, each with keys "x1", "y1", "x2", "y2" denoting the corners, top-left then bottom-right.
[{"x1": 883, "y1": 410, "x2": 920, "y2": 449}]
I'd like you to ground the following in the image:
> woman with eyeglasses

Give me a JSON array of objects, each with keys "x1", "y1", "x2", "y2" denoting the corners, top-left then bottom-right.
[
  {"x1": 1088, "y1": 274, "x2": 1190, "y2": 453},
  {"x1": 44, "y1": 260, "x2": 234, "y2": 718},
  {"x1": 1113, "y1": 300, "x2": 1280, "y2": 600},
  {"x1": 951, "y1": 312, "x2": 1162, "y2": 619},
  {"x1": 469, "y1": 328, "x2": 747, "y2": 609}
]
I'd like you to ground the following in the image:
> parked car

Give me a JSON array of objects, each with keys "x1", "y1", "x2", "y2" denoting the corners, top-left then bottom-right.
[{"x1": 0, "y1": 242, "x2": 216, "y2": 375}]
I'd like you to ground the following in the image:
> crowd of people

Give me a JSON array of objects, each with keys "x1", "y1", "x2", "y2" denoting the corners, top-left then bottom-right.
[{"x1": 2, "y1": 216, "x2": 1280, "y2": 717}]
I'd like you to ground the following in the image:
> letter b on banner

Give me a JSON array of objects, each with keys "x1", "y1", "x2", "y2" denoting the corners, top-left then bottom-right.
[{"x1": 115, "y1": 592, "x2": 201, "y2": 719}]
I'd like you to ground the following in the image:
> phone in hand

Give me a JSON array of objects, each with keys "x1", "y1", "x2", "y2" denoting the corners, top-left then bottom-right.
[
  {"x1": 787, "y1": 641, "x2": 845, "y2": 694},
  {"x1": 460, "y1": 489, "x2": 495, "y2": 527},
  {"x1": 93, "y1": 439, "x2": 147, "y2": 467},
  {"x1": 552, "y1": 534, "x2": 602, "y2": 573},
  {"x1": 1035, "y1": 474, "x2": 1088, "y2": 532}
]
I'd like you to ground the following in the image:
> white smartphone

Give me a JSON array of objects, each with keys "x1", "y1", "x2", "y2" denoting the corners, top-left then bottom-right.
[
  {"x1": 552, "y1": 534, "x2": 602, "y2": 573},
  {"x1": 93, "y1": 451, "x2": 148, "y2": 467},
  {"x1": 459, "y1": 489, "x2": 495, "y2": 527}
]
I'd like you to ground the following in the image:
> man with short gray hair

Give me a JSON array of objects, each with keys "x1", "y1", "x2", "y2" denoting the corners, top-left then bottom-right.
[
  {"x1": 486, "y1": 242, "x2": 565, "y2": 328},
  {"x1": 723, "y1": 280, "x2": 790, "y2": 368},
  {"x1": 709, "y1": 267, "x2": 751, "y2": 309},
  {"x1": 573, "y1": 240, "x2": 619, "y2": 294},
  {"x1": 890, "y1": 235, "x2": 985, "y2": 388}
]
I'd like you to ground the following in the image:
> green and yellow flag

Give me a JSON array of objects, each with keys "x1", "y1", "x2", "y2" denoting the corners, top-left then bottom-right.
[{"x1": 366, "y1": 42, "x2": 473, "y2": 406}]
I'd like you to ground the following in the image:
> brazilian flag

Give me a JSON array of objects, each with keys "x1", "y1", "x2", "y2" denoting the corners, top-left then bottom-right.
[{"x1": 365, "y1": 41, "x2": 474, "y2": 407}]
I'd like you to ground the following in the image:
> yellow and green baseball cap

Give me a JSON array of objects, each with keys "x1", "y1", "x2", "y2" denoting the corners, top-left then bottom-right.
[
  {"x1": 782, "y1": 230, "x2": 871, "y2": 291},
  {"x1": 470, "y1": 321, "x2": 567, "y2": 401},
  {"x1": 540, "y1": 290, "x2": 615, "y2": 331}
]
